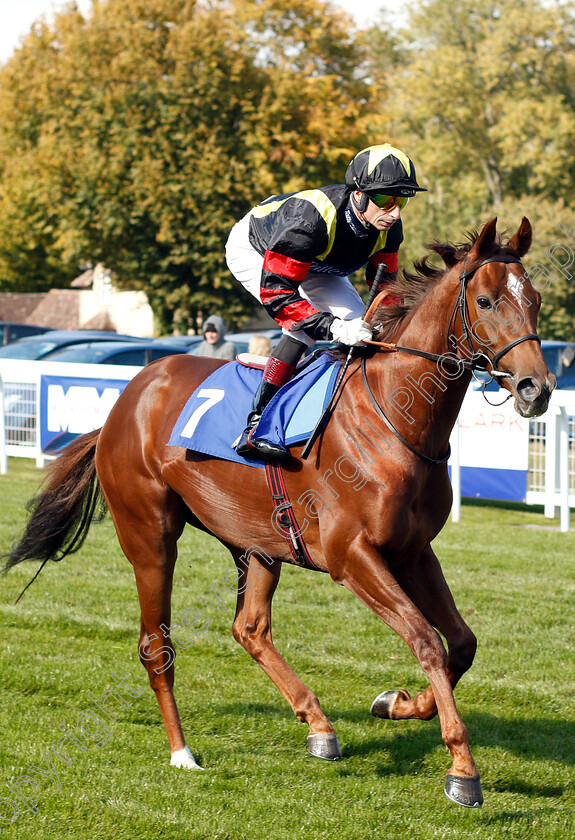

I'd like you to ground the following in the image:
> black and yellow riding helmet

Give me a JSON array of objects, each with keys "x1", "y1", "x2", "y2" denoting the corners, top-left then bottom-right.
[{"x1": 345, "y1": 144, "x2": 427, "y2": 198}]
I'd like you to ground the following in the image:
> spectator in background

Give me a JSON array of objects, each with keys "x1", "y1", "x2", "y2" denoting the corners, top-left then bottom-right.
[
  {"x1": 248, "y1": 334, "x2": 272, "y2": 357},
  {"x1": 195, "y1": 315, "x2": 236, "y2": 360}
]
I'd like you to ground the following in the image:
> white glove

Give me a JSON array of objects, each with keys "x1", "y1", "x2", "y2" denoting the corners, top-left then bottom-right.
[{"x1": 330, "y1": 317, "x2": 372, "y2": 346}]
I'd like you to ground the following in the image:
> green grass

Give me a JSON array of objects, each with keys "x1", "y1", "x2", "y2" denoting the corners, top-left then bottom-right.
[{"x1": 1, "y1": 457, "x2": 574, "y2": 839}]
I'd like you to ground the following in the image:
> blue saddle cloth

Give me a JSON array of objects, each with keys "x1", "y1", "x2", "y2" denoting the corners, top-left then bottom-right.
[{"x1": 167, "y1": 353, "x2": 340, "y2": 469}]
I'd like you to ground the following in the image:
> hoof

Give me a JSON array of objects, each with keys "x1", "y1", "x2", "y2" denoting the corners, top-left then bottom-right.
[
  {"x1": 370, "y1": 689, "x2": 409, "y2": 719},
  {"x1": 307, "y1": 733, "x2": 342, "y2": 761},
  {"x1": 170, "y1": 746, "x2": 204, "y2": 770},
  {"x1": 444, "y1": 774, "x2": 483, "y2": 808}
]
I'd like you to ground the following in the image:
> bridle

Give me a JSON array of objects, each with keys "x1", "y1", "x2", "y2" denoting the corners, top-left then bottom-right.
[
  {"x1": 448, "y1": 255, "x2": 540, "y2": 374},
  {"x1": 361, "y1": 254, "x2": 541, "y2": 465}
]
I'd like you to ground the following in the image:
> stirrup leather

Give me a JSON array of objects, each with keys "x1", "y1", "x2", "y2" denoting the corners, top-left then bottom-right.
[{"x1": 235, "y1": 343, "x2": 305, "y2": 462}]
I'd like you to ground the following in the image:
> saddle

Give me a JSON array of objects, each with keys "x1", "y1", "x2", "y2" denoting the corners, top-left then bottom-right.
[{"x1": 168, "y1": 353, "x2": 340, "y2": 467}]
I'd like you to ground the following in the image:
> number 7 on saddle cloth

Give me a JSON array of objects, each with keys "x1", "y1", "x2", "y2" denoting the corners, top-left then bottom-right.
[{"x1": 167, "y1": 354, "x2": 341, "y2": 469}]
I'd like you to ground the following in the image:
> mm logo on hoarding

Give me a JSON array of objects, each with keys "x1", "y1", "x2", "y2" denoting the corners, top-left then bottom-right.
[
  {"x1": 40, "y1": 375, "x2": 130, "y2": 451},
  {"x1": 47, "y1": 384, "x2": 121, "y2": 433}
]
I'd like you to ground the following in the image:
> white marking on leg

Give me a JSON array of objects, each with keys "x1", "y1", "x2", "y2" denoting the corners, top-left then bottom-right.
[{"x1": 170, "y1": 745, "x2": 204, "y2": 770}]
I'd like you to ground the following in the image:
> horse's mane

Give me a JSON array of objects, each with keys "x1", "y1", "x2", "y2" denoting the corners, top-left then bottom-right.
[{"x1": 368, "y1": 227, "x2": 516, "y2": 343}]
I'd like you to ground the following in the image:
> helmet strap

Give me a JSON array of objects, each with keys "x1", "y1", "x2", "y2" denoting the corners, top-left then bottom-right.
[{"x1": 352, "y1": 191, "x2": 369, "y2": 213}]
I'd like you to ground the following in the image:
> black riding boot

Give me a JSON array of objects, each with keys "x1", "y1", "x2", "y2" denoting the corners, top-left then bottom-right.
[
  {"x1": 235, "y1": 336, "x2": 306, "y2": 461},
  {"x1": 235, "y1": 379, "x2": 285, "y2": 460}
]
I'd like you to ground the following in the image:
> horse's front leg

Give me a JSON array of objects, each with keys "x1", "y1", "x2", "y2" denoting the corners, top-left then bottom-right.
[
  {"x1": 371, "y1": 543, "x2": 477, "y2": 724},
  {"x1": 332, "y1": 535, "x2": 482, "y2": 807},
  {"x1": 231, "y1": 551, "x2": 341, "y2": 760}
]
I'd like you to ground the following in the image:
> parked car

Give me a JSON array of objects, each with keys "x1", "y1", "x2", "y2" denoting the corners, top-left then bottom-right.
[
  {"x1": 468, "y1": 369, "x2": 500, "y2": 392},
  {"x1": 186, "y1": 330, "x2": 279, "y2": 358},
  {"x1": 305, "y1": 340, "x2": 337, "y2": 358},
  {"x1": 0, "y1": 321, "x2": 54, "y2": 346},
  {"x1": 540, "y1": 340, "x2": 575, "y2": 389},
  {"x1": 1, "y1": 340, "x2": 189, "y2": 447},
  {"x1": 469, "y1": 339, "x2": 575, "y2": 392},
  {"x1": 154, "y1": 335, "x2": 204, "y2": 348},
  {"x1": 467, "y1": 341, "x2": 575, "y2": 453},
  {"x1": 224, "y1": 329, "x2": 283, "y2": 346},
  {"x1": 42, "y1": 341, "x2": 189, "y2": 366},
  {"x1": 187, "y1": 330, "x2": 335, "y2": 359},
  {"x1": 0, "y1": 330, "x2": 146, "y2": 360}
]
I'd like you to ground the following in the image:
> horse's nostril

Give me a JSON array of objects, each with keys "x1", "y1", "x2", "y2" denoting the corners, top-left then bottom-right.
[{"x1": 517, "y1": 377, "x2": 540, "y2": 401}]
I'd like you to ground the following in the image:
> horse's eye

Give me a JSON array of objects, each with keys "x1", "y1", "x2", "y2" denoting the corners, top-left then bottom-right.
[{"x1": 477, "y1": 296, "x2": 491, "y2": 309}]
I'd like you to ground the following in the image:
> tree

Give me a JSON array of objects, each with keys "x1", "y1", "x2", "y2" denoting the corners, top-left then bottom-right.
[
  {"x1": 364, "y1": 0, "x2": 575, "y2": 336},
  {"x1": 0, "y1": 0, "x2": 372, "y2": 331}
]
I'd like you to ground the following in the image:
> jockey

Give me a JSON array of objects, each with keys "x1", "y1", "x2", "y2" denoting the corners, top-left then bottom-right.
[{"x1": 225, "y1": 143, "x2": 427, "y2": 461}]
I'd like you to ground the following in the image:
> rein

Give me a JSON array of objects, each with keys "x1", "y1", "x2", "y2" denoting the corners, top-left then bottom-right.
[
  {"x1": 364, "y1": 340, "x2": 477, "y2": 372},
  {"x1": 361, "y1": 357, "x2": 451, "y2": 465},
  {"x1": 359, "y1": 254, "x2": 541, "y2": 465}
]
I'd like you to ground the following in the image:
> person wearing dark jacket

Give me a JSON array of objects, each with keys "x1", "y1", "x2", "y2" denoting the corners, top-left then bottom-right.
[{"x1": 225, "y1": 143, "x2": 426, "y2": 461}]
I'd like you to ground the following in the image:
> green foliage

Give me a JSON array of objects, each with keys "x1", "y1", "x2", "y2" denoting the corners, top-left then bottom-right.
[
  {"x1": 0, "y1": 0, "x2": 574, "y2": 335},
  {"x1": 361, "y1": 0, "x2": 575, "y2": 336},
  {"x1": 0, "y1": 0, "x2": 370, "y2": 331},
  {"x1": 385, "y1": 0, "x2": 575, "y2": 206}
]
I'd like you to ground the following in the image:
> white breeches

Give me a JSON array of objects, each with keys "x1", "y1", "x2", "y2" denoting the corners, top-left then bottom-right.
[{"x1": 225, "y1": 212, "x2": 365, "y2": 346}]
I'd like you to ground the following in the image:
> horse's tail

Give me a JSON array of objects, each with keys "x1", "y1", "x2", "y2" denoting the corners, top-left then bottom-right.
[{"x1": 3, "y1": 429, "x2": 107, "y2": 576}]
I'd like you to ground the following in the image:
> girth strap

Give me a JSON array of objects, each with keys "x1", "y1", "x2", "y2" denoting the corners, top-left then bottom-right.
[{"x1": 265, "y1": 463, "x2": 323, "y2": 572}]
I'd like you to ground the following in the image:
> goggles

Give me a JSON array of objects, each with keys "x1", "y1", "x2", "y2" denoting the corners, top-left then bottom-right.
[{"x1": 368, "y1": 193, "x2": 411, "y2": 211}]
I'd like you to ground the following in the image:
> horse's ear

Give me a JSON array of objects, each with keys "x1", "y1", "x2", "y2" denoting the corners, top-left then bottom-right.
[
  {"x1": 507, "y1": 217, "x2": 532, "y2": 257},
  {"x1": 429, "y1": 242, "x2": 459, "y2": 268},
  {"x1": 472, "y1": 217, "x2": 498, "y2": 258}
]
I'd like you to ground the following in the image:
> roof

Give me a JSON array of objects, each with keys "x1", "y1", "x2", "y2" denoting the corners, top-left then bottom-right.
[
  {"x1": 70, "y1": 268, "x2": 95, "y2": 289},
  {"x1": 0, "y1": 292, "x2": 46, "y2": 323},
  {"x1": 24, "y1": 289, "x2": 80, "y2": 329},
  {"x1": 81, "y1": 310, "x2": 116, "y2": 331}
]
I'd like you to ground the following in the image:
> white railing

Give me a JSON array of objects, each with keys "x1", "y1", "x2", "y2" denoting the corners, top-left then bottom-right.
[
  {"x1": 0, "y1": 359, "x2": 137, "y2": 468},
  {"x1": 1, "y1": 358, "x2": 574, "y2": 530},
  {"x1": 526, "y1": 391, "x2": 575, "y2": 531},
  {"x1": 449, "y1": 392, "x2": 575, "y2": 531},
  {"x1": 0, "y1": 372, "x2": 7, "y2": 475}
]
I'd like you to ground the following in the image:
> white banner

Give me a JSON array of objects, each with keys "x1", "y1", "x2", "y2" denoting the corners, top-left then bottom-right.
[{"x1": 453, "y1": 390, "x2": 529, "y2": 471}]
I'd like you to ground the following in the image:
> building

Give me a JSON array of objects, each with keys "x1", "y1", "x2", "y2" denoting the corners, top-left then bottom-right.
[{"x1": 0, "y1": 264, "x2": 154, "y2": 336}]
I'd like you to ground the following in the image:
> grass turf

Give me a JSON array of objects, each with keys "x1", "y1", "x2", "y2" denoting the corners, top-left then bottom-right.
[{"x1": 0, "y1": 457, "x2": 574, "y2": 839}]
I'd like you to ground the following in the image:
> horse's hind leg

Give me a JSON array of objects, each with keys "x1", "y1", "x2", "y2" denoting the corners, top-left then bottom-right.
[
  {"x1": 371, "y1": 544, "x2": 477, "y2": 724},
  {"x1": 99, "y1": 472, "x2": 201, "y2": 769},
  {"x1": 231, "y1": 551, "x2": 341, "y2": 760}
]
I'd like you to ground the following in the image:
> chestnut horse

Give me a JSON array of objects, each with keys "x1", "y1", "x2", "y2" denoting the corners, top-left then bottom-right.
[{"x1": 4, "y1": 218, "x2": 553, "y2": 808}]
